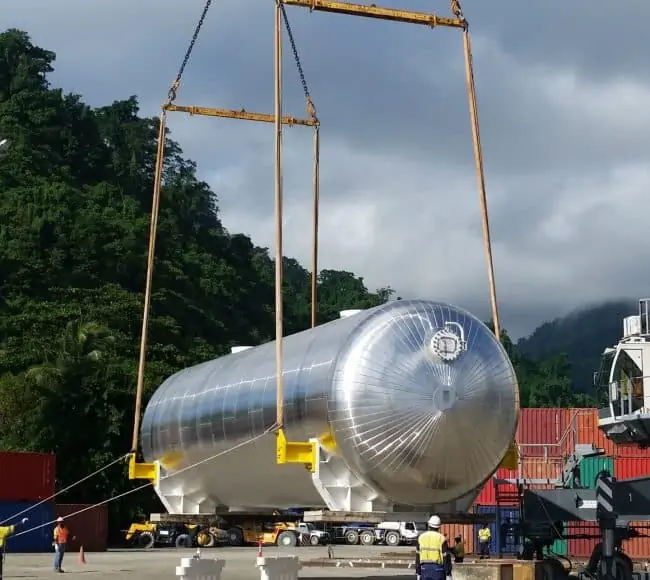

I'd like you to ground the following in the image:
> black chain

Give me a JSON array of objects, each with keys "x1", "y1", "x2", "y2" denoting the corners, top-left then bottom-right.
[
  {"x1": 280, "y1": 2, "x2": 318, "y2": 120},
  {"x1": 167, "y1": 0, "x2": 213, "y2": 104}
]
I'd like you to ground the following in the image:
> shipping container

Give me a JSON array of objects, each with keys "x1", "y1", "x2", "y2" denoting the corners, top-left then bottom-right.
[
  {"x1": 614, "y1": 457, "x2": 650, "y2": 480},
  {"x1": 573, "y1": 408, "x2": 617, "y2": 456},
  {"x1": 440, "y1": 523, "x2": 475, "y2": 556},
  {"x1": 0, "y1": 501, "x2": 53, "y2": 552},
  {"x1": 474, "y1": 468, "x2": 519, "y2": 506},
  {"x1": 520, "y1": 457, "x2": 563, "y2": 484},
  {"x1": 569, "y1": 521, "x2": 650, "y2": 559},
  {"x1": 474, "y1": 506, "x2": 520, "y2": 556},
  {"x1": 517, "y1": 408, "x2": 571, "y2": 458},
  {"x1": 0, "y1": 452, "x2": 55, "y2": 502},
  {"x1": 574, "y1": 456, "x2": 614, "y2": 489},
  {"x1": 54, "y1": 504, "x2": 108, "y2": 552},
  {"x1": 567, "y1": 522, "x2": 600, "y2": 558},
  {"x1": 545, "y1": 537, "x2": 568, "y2": 557},
  {"x1": 622, "y1": 522, "x2": 650, "y2": 560}
]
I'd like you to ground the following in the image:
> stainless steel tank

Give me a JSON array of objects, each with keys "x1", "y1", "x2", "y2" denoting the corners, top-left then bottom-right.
[{"x1": 141, "y1": 299, "x2": 519, "y2": 511}]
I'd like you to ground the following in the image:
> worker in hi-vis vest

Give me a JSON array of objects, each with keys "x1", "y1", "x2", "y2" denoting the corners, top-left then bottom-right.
[
  {"x1": 0, "y1": 517, "x2": 29, "y2": 580},
  {"x1": 53, "y1": 517, "x2": 72, "y2": 573},
  {"x1": 478, "y1": 523, "x2": 491, "y2": 559},
  {"x1": 416, "y1": 515, "x2": 449, "y2": 580}
]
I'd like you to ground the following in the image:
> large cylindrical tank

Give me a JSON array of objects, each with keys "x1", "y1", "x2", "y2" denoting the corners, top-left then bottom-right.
[{"x1": 141, "y1": 299, "x2": 519, "y2": 511}]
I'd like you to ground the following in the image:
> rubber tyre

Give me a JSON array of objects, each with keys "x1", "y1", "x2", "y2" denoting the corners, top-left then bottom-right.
[
  {"x1": 277, "y1": 531, "x2": 298, "y2": 547},
  {"x1": 197, "y1": 531, "x2": 216, "y2": 548},
  {"x1": 539, "y1": 558, "x2": 568, "y2": 580},
  {"x1": 345, "y1": 530, "x2": 359, "y2": 545},
  {"x1": 175, "y1": 534, "x2": 192, "y2": 549},
  {"x1": 136, "y1": 531, "x2": 155, "y2": 549},
  {"x1": 384, "y1": 531, "x2": 401, "y2": 547},
  {"x1": 227, "y1": 527, "x2": 244, "y2": 547},
  {"x1": 360, "y1": 531, "x2": 375, "y2": 546},
  {"x1": 606, "y1": 554, "x2": 633, "y2": 580},
  {"x1": 309, "y1": 535, "x2": 320, "y2": 546}
]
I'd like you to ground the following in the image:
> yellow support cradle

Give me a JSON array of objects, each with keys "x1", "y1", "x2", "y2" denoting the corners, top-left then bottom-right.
[
  {"x1": 127, "y1": 453, "x2": 158, "y2": 483},
  {"x1": 276, "y1": 429, "x2": 318, "y2": 473}
]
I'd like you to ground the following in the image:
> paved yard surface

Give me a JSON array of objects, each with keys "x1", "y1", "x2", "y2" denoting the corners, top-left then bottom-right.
[{"x1": 2, "y1": 545, "x2": 416, "y2": 579}]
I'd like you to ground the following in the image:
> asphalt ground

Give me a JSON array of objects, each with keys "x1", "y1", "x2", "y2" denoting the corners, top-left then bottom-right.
[{"x1": 1, "y1": 545, "x2": 418, "y2": 580}]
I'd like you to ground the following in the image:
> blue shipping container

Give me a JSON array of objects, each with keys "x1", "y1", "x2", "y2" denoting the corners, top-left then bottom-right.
[
  {"x1": 475, "y1": 505, "x2": 520, "y2": 556},
  {"x1": 0, "y1": 501, "x2": 54, "y2": 553}
]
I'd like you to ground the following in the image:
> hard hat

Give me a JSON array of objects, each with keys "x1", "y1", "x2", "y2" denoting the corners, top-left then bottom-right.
[
  {"x1": 56, "y1": 517, "x2": 64, "y2": 523},
  {"x1": 428, "y1": 515, "x2": 441, "y2": 528}
]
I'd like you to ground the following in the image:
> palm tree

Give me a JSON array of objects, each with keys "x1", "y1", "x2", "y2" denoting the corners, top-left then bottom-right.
[{"x1": 25, "y1": 320, "x2": 114, "y2": 389}]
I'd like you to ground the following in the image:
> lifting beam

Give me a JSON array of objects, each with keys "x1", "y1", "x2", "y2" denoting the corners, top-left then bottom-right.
[
  {"x1": 164, "y1": 104, "x2": 317, "y2": 127},
  {"x1": 274, "y1": 0, "x2": 505, "y2": 472},
  {"x1": 280, "y1": 0, "x2": 465, "y2": 28}
]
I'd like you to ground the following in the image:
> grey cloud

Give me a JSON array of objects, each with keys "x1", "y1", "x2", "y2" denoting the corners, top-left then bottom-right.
[{"x1": 5, "y1": 1, "x2": 650, "y2": 338}]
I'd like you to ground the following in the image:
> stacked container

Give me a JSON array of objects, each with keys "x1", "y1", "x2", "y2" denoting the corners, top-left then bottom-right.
[
  {"x1": 0, "y1": 452, "x2": 56, "y2": 553},
  {"x1": 440, "y1": 523, "x2": 474, "y2": 555},
  {"x1": 54, "y1": 505, "x2": 108, "y2": 552},
  {"x1": 472, "y1": 408, "x2": 650, "y2": 559}
]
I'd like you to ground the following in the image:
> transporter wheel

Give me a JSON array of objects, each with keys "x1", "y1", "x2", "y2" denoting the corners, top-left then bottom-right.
[
  {"x1": 136, "y1": 531, "x2": 155, "y2": 549},
  {"x1": 197, "y1": 531, "x2": 215, "y2": 548},
  {"x1": 345, "y1": 530, "x2": 359, "y2": 545},
  {"x1": 384, "y1": 531, "x2": 401, "y2": 547},
  {"x1": 227, "y1": 527, "x2": 244, "y2": 547},
  {"x1": 277, "y1": 531, "x2": 298, "y2": 548},
  {"x1": 175, "y1": 534, "x2": 192, "y2": 549},
  {"x1": 309, "y1": 534, "x2": 320, "y2": 546},
  {"x1": 539, "y1": 558, "x2": 568, "y2": 580},
  {"x1": 599, "y1": 554, "x2": 633, "y2": 580},
  {"x1": 360, "y1": 531, "x2": 375, "y2": 546}
]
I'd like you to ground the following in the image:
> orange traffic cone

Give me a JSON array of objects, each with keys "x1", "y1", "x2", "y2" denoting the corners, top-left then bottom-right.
[
  {"x1": 78, "y1": 546, "x2": 86, "y2": 565},
  {"x1": 257, "y1": 540, "x2": 263, "y2": 557}
]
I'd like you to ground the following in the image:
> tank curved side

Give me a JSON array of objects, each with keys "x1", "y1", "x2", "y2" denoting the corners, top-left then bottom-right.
[{"x1": 140, "y1": 308, "x2": 377, "y2": 509}]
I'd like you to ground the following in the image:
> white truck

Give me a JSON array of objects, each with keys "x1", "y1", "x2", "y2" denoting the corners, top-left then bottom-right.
[
  {"x1": 374, "y1": 521, "x2": 426, "y2": 546},
  {"x1": 294, "y1": 522, "x2": 330, "y2": 546}
]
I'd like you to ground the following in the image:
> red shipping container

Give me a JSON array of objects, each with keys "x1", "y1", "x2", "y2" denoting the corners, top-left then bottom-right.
[
  {"x1": 440, "y1": 523, "x2": 475, "y2": 555},
  {"x1": 0, "y1": 452, "x2": 55, "y2": 501},
  {"x1": 474, "y1": 468, "x2": 518, "y2": 505},
  {"x1": 517, "y1": 409, "x2": 570, "y2": 458},
  {"x1": 622, "y1": 523, "x2": 650, "y2": 560},
  {"x1": 569, "y1": 522, "x2": 650, "y2": 560},
  {"x1": 574, "y1": 408, "x2": 617, "y2": 456},
  {"x1": 614, "y1": 457, "x2": 650, "y2": 480},
  {"x1": 54, "y1": 504, "x2": 108, "y2": 552},
  {"x1": 568, "y1": 522, "x2": 600, "y2": 558},
  {"x1": 521, "y1": 457, "x2": 563, "y2": 483}
]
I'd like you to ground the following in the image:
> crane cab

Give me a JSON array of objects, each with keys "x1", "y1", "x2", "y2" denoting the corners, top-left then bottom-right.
[{"x1": 598, "y1": 298, "x2": 650, "y2": 446}]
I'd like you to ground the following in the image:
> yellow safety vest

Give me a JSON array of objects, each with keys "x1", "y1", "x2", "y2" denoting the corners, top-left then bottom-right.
[
  {"x1": 418, "y1": 531, "x2": 445, "y2": 564},
  {"x1": 478, "y1": 527, "x2": 491, "y2": 542},
  {"x1": 0, "y1": 526, "x2": 16, "y2": 548}
]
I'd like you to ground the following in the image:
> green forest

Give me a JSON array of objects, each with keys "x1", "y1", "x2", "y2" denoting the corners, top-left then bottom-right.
[{"x1": 0, "y1": 29, "x2": 627, "y2": 533}]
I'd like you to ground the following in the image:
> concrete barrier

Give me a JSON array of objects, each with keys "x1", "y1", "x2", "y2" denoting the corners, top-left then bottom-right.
[
  {"x1": 303, "y1": 557, "x2": 517, "y2": 580},
  {"x1": 176, "y1": 556, "x2": 225, "y2": 580},
  {"x1": 256, "y1": 556, "x2": 302, "y2": 580},
  {"x1": 452, "y1": 563, "x2": 513, "y2": 580}
]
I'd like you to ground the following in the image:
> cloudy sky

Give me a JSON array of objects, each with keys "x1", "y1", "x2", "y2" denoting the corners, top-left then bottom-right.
[{"x1": 6, "y1": 1, "x2": 649, "y2": 338}]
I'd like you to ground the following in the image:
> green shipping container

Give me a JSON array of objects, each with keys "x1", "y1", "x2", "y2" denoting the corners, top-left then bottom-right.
[
  {"x1": 545, "y1": 537, "x2": 568, "y2": 556},
  {"x1": 579, "y1": 456, "x2": 615, "y2": 489}
]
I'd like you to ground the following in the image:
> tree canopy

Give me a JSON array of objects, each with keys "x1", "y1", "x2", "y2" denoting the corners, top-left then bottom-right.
[{"x1": 0, "y1": 29, "x2": 604, "y2": 535}]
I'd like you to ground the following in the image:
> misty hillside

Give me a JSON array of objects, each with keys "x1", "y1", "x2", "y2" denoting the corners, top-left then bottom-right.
[{"x1": 518, "y1": 300, "x2": 638, "y2": 393}]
